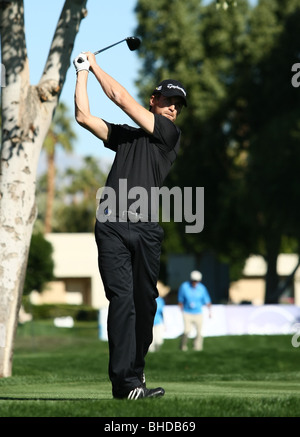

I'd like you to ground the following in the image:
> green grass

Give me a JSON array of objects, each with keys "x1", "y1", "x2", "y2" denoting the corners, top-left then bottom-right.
[{"x1": 0, "y1": 320, "x2": 299, "y2": 417}]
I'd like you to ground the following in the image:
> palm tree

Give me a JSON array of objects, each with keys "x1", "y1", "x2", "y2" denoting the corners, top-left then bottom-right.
[
  {"x1": 55, "y1": 156, "x2": 107, "y2": 232},
  {"x1": 64, "y1": 156, "x2": 106, "y2": 202},
  {"x1": 43, "y1": 102, "x2": 76, "y2": 233}
]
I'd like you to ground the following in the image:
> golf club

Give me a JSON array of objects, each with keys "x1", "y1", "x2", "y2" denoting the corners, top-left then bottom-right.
[{"x1": 94, "y1": 36, "x2": 141, "y2": 55}]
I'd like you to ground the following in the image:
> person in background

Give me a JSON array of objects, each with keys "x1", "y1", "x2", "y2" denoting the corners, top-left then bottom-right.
[
  {"x1": 178, "y1": 270, "x2": 212, "y2": 351},
  {"x1": 149, "y1": 281, "x2": 170, "y2": 352}
]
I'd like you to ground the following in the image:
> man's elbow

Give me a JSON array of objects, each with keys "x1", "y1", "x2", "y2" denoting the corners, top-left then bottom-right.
[
  {"x1": 75, "y1": 111, "x2": 90, "y2": 128},
  {"x1": 113, "y1": 89, "x2": 128, "y2": 110}
]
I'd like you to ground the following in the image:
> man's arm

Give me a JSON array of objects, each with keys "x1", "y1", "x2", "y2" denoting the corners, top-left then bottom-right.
[
  {"x1": 206, "y1": 302, "x2": 212, "y2": 318},
  {"x1": 74, "y1": 68, "x2": 111, "y2": 141},
  {"x1": 202, "y1": 286, "x2": 212, "y2": 318},
  {"x1": 86, "y1": 52, "x2": 155, "y2": 135}
]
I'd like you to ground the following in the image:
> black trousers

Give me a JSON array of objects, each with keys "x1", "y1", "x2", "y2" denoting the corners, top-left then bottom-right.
[{"x1": 95, "y1": 219, "x2": 164, "y2": 397}]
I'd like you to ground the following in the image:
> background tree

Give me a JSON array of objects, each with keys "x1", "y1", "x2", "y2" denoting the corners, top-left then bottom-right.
[
  {"x1": 23, "y1": 232, "x2": 54, "y2": 295},
  {"x1": 43, "y1": 102, "x2": 76, "y2": 233},
  {"x1": 135, "y1": 0, "x2": 300, "y2": 302},
  {"x1": 55, "y1": 156, "x2": 107, "y2": 232},
  {"x1": 0, "y1": 0, "x2": 87, "y2": 377},
  {"x1": 233, "y1": 0, "x2": 300, "y2": 302},
  {"x1": 35, "y1": 155, "x2": 107, "y2": 233},
  {"x1": 135, "y1": 0, "x2": 253, "y2": 282}
]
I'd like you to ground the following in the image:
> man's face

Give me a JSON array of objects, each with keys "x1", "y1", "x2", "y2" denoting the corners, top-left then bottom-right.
[{"x1": 150, "y1": 94, "x2": 184, "y2": 122}]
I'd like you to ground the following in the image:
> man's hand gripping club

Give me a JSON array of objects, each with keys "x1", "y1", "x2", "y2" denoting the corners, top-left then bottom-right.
[{"x1": 73, "y1": 52, "x2": 90, "y2": 73}]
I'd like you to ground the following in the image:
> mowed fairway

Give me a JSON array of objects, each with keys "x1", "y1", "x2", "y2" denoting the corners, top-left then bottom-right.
[{"x1": 0, "y1": 321, "x2": 299, "y2": 417}]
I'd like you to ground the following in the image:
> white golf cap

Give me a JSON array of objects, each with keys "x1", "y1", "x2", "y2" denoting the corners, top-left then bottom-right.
[{"x1": 190, "y1": 270, "x2": 202, "y2": 282}]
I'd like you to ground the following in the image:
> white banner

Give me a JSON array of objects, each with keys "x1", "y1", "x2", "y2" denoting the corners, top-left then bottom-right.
[{"x1": 99, "y1": 305, "x2": 300, "y2": 340}]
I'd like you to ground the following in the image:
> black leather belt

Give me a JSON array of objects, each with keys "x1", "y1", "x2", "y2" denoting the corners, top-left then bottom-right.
[{"x1": 104, "y1": 208, "x2": 147, "y2": 222}]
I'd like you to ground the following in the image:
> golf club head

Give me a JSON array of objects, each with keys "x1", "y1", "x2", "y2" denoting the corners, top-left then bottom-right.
[{"x1": 126, "y1": 37, "x2": 141, "y2": 51}]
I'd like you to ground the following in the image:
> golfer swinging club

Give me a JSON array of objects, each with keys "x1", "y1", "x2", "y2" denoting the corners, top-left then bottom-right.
[{"x1": 73, "y1": 48, "x2": 187, "y2": 400}]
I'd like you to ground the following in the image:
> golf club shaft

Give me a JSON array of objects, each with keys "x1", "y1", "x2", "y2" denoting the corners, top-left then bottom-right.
[{"x1": 94, "y1": 39, "x2": 126, "y2": 55}]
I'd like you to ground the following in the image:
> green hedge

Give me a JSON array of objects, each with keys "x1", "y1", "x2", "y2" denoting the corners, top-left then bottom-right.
[{"x1": 22, "y1": 298, "x2": 98, "y2": 322}]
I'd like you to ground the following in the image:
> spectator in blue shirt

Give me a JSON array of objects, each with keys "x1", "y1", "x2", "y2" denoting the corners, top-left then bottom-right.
[
  {"x1": 178, "y1": 270, "x2": 212, "y2": 351},
  {"x1": 149, "y1": 281, "x2": 170, "y2": 352}
]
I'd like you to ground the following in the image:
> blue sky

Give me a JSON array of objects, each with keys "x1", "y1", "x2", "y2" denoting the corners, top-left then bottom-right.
[
  {"x1": 22, "y1": 1, "x2": 257, "y2": 174},
  {"x1": 24, "y1": 0, "x2": 141, "y2": 172}
]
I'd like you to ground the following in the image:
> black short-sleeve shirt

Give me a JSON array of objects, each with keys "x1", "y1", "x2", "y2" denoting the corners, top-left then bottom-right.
[{"x1": 101, "y1": 114, "x2": 181, "y2": 217}]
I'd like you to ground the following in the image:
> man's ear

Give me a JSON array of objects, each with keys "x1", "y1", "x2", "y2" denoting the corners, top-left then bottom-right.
[
  {"x1": 149, "y1": 94, "x2": 160, "y2": 112},
  {"x1": 149, "y1": 94, "x2": 155, "y2": 108}
]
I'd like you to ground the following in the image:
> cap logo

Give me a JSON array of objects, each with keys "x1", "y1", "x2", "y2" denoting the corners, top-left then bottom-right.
[
  {"x1": 155, "y1": 83, "x2": 186, "y2": 97},
  {"x1": 167, "y1": 83, "x2": 186, "y2": 96}
]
